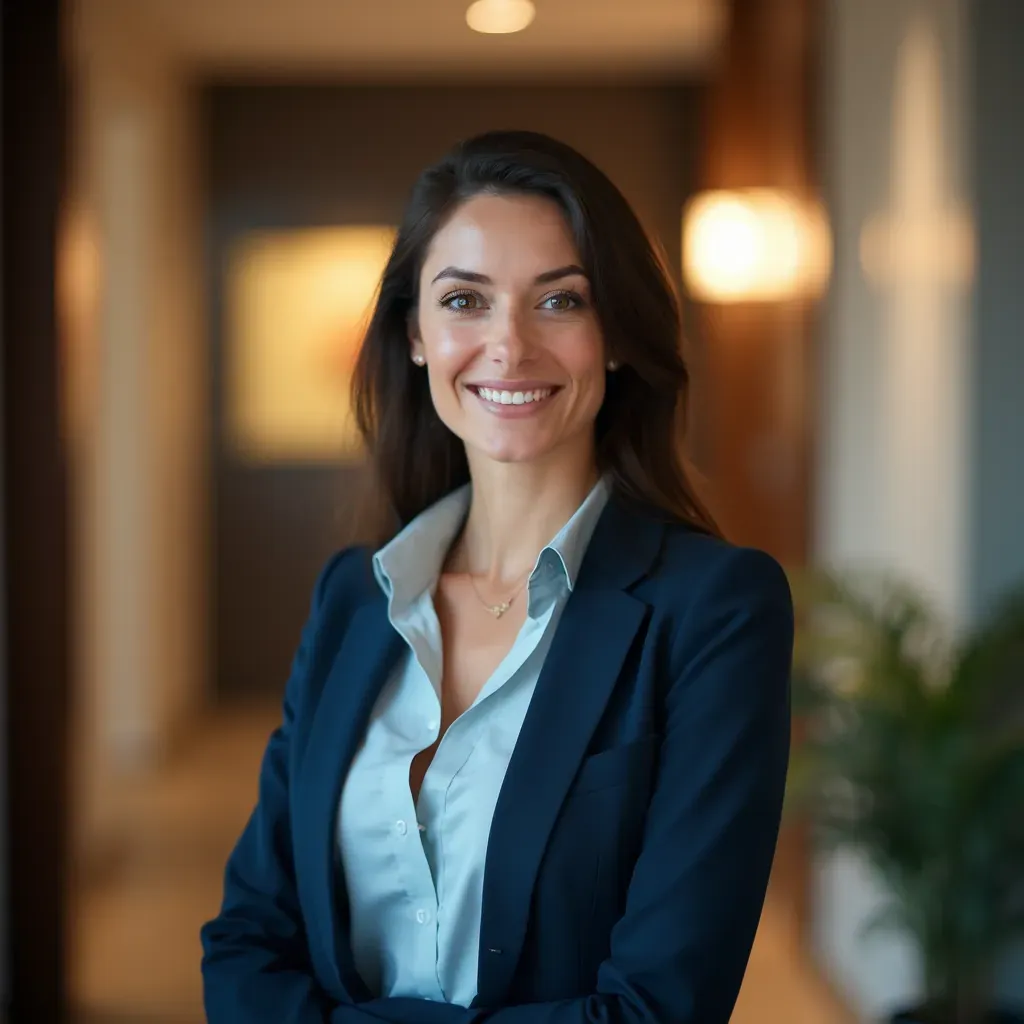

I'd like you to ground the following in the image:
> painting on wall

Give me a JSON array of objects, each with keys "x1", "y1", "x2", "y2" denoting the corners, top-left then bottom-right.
[{"x1": 224, "y1": 225, "x2": 396, "y2": 463}]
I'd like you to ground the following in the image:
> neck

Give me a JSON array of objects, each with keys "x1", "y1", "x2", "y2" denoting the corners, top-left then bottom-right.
[{"x1": 449, "y1": 441, "x2": 599, "y2": 586}]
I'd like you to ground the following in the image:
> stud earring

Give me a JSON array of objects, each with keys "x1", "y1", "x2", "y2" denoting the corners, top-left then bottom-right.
[
  {"x1": 412, "y1": 353, "x2": 425, "y2": 366},
  {"x1": 607, "y1": 359, "x2": 619, "y2": 371}
]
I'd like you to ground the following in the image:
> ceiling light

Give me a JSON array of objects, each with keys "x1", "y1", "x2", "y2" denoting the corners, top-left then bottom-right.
[{"x1": 466, "y1": 0, "x2": 536, "y2": 35}]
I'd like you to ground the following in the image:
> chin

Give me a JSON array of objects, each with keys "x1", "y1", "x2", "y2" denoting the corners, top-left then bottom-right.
[
  {"x1": 480, "y1": 445, "x2": 551, "y2": 466},
  {"x1": 471, "y1": 433, "x2": 556, "y2": 466}
]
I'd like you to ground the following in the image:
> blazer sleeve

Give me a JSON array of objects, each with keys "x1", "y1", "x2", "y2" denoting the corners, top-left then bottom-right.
[
  {"x1": 329, "y1": 545, "x2": 794, "y2": 1024},
  {"x1": 201, "y1": 549, "x2": 352, "y2": 1024}
]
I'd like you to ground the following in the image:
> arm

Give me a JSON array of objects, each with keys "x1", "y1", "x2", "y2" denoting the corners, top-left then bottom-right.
[
  {"x1": 201, "y1": 550, "x2": 355, "y2": 1024},
  {"x1": 331, "y1": 546, "x2": 793, "y2": 1024}
]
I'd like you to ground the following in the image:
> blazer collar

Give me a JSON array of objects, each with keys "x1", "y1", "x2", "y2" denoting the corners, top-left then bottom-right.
[{"x1": 572, "y1": 491, "x2": 667, "y2": 593}]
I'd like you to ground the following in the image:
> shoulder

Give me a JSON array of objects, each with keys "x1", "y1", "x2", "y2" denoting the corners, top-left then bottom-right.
[
  {"x1": 641, "y1": 524, "x2": 795, "y2": 701},
  {"x1": 283, "y1": 546, "x2": 380, "y2": 706},
  {"x1": 306, "y1": 545, "x2": 381, "y2": 644},
  {"x1": 644, "y1": 521, "x2": 794, "y2": 631}
]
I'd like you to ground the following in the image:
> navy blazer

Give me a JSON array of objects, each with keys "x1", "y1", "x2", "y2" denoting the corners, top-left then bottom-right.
[{"x1": 201, "y1": 495, "x2": 794, "y2": 1024}]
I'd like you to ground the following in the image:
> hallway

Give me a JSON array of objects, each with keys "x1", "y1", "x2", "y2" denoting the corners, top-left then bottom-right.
[{"x1": 71, "y1": 706, "x2": 852, "y2": 1023}]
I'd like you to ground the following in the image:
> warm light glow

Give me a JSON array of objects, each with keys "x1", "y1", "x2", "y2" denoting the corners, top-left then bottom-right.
[
  {"x1": 225, "y1": 226, "x2": 396, "y2": 463},
  {"x1": 466, "y1": 0, "x2": 535, "y2": 35},
  {"x1": 682, "y1": 189, "x2": 832, "y2": 302}
]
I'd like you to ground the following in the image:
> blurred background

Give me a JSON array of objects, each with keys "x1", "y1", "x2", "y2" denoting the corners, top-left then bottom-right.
[{"x1": 2, "y1": 0, "x2": 1022, "y2": 1021}]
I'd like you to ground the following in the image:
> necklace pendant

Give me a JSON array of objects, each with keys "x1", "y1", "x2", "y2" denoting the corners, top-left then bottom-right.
[{"x1": 489, "y1": 601, "x2": 511, "y2": 619}]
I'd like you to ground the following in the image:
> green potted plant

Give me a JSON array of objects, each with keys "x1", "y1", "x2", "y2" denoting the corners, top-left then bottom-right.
[{"x1": 787, "y1": 569, "x2": 1024, "y2": 1024}]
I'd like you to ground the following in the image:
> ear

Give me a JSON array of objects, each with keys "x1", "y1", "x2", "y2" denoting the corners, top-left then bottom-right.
[
  {"x1": 409, "y1": 336, "x2": 426, "y2": 367},
  {"x1": 407, "y1": 310, "x2": 424, "y2": 364}
]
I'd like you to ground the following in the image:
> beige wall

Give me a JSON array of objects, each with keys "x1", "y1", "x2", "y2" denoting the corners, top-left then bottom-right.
[
  {"x1": 814, "y1": 0, "x2": 974, "y2": 1017},
  {"x1": 64, "y1": 0, "x2": 207, "y2": 871}
]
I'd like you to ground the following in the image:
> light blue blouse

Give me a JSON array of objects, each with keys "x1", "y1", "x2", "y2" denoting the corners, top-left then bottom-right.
[{"x1": 336, "y1": 478, "x2": 610, "y2": 1007}]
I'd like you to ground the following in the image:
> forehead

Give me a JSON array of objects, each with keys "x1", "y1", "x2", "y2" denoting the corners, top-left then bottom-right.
[{"x1": 422, "y1": 192, "x2": 581, "y2": 277}]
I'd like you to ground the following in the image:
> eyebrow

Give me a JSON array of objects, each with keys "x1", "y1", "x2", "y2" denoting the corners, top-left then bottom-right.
[{"x1": 430, "y1": 264, "x2": 587, "y2": 286}]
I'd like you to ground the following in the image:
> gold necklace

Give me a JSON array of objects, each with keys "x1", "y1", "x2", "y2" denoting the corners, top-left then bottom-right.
[{"x1": 467, "y1": 570, "x2": 531, "y2": 619}]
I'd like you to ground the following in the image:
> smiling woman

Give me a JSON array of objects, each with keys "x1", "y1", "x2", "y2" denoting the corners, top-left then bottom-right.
[
  {"x1": 201, "y1": 131, "x2": 795, "y2": 1024},
  {"x1": 412, "y1": 193, "x2": 607, "y2": 471}
]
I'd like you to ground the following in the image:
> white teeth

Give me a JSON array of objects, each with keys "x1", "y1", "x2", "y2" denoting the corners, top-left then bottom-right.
[{"x1": 475, "y1": 386, "x2": 553, "y2": 406}]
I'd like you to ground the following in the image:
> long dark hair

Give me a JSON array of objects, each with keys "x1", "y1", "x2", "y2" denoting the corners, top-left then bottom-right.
[{"x1": 352, "y1": 130, "x2": 719, "y2": 539}]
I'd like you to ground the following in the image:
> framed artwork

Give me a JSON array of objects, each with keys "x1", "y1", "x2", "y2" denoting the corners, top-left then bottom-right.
[{"x1": 224, "y1": 225, "x2": 396, "y2": 463}]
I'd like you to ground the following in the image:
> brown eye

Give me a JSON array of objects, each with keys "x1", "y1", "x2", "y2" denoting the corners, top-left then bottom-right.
[
  {"x1": 440, "y1": 291, "x2": 483, "y2": 312},
  {"x1": 540, "y1": 291, "x2": 582, "y2": 311}
]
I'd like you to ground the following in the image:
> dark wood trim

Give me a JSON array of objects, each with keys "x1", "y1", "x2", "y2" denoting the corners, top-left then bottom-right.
[
  {"x1": 2, "y1": 1, "x2": 70, "y2": 1020},
  {"x1": 694, "y1": 0, "x2": 820, "y2": 938}
]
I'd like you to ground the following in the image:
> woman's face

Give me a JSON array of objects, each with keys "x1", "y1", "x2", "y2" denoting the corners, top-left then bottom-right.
[{"x1": 412, "y1": 192, "x2": 607, "y2": 468}]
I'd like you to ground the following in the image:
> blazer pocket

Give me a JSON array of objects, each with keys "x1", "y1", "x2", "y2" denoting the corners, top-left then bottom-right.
[{"x1": 570, "y1": 735, "x2": 658, "y2": 797}]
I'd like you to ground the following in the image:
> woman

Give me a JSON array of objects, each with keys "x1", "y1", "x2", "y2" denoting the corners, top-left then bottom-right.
[{"x1": 201, "y1": 130, "x2": 794, "y2": 1024}]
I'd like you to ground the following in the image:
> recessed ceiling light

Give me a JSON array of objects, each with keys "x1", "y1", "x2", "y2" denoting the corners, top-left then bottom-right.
[{"x1": 466, "y1": 0, "x2": 536, "y2": 35}]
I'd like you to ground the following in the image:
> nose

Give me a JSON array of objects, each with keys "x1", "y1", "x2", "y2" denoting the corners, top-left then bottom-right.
[{"x1": 487, "y1": 304, "x2": 535, "y2": 370}]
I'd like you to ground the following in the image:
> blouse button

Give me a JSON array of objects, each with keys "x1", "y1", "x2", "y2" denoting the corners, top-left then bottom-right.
[
  {"x1": 395, "y1": 820, "x2": 408, "y2": 836},
  {"x1": 415, "y1": 908, "x2": 429, "y2": 924}
]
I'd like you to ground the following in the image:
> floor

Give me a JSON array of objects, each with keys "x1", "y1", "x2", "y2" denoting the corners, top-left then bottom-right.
[{"x1": 70, "y1": 705, "x2": 854, "y2": 1023}]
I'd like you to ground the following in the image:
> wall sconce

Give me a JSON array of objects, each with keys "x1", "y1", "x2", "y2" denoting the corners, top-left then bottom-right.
[
  {"x1": 466, "y1": 0, "x2": 535, "y2": 34},
  {"x1": 682, "y1": 188, "x2": 832, "y2": 302}
]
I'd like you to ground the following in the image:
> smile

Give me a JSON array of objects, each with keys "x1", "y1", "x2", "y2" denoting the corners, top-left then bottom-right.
[{"x1": 469, "y1": 385, "x2": 558, "y2": 407}]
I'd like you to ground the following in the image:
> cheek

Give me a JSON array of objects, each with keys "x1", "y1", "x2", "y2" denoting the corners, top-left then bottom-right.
[
  {"x1": 560, "y1": 328, "x2": 606, "y2": 389},
  {"x1": 422, "y1": 327, "x2": 480, "y2": 419},
  {"x1": 435, "y1": 325, "x2": 481, "y2": 365},
  {"x1": 421, "y1": 316, "x2": 480, "y2": 375}
]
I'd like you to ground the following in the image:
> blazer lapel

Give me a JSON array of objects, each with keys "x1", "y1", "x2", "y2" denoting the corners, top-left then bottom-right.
[
  {"x1": 475, "y1": 500, "x2": 665, "y2": 1007},
  {"x1": 293, "y1": 596, "x2": 404, "y2": 1002}
]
